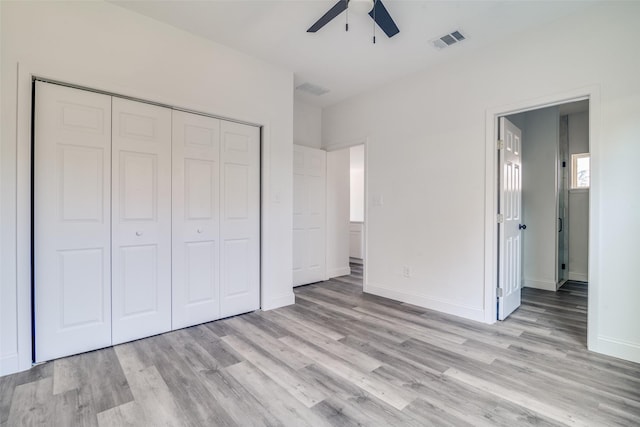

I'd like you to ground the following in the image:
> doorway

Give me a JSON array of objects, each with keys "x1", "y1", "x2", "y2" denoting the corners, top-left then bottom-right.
[
  {"x1": 496, "y1": 100, "x2": 590, "y2": 329},
  {"x1": 322, "y1": 142, "x2": 367, "y2": 289},
  {"x1": 349, "y1": 144, "x2": 365, "y2": 269}
]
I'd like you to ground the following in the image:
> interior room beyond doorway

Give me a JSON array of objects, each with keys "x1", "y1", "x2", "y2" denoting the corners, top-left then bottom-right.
[{"x1": 505, "y1": 100, "x2": 589, "y2": 294}]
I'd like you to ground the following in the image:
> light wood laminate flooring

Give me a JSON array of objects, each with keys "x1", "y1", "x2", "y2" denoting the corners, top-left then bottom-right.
[{"x1": 2, "y1": 265, "x2": 639, "y2": 426}]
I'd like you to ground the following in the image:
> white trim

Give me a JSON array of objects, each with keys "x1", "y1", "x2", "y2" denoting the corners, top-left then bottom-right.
[
  {"x1": 326, "y1": 267, "x2": 351, "y2": 279},
  {"x1": 261, "y1": 293, "x2": 296, "y2": 311},
  {"x1": 362, "y1": 140, "x2": 369, "y2": 294},
  {"x1": 16, "y1": 63, "x2": 32, "y2": 373},
  {"x1": 523, "y1": 279, "x2": 557, "y2": 292},
  {"x1": 0, "y1": 355, "x2": 19, "y2": 377},
  {"x1": 568, "y1": 272, "x2": 588, "y2": 282},
  {"x1": 594, "y1": 335, "x2": 640, "y2": 364},
  {"x1": 484, "y1": 86, "x2": 600, "y2": 357},
  {"x1": 324, "y1": 136, "x2": 368, "y2": 153},
  {"x1": 365, "y1": 282, "x2": 485, "y2": 322},
  {"x1": 324, "y1": 136, "x2": 369, "y2": 293}
]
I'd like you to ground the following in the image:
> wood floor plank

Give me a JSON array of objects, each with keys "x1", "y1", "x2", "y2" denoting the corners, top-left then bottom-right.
[
  {"x1": 221, "y1": 334, "x2": 329, "y2": 408},
  {"x1": 266, "y1": 311, "x2": 383, "y2": 372},
  {"x1": 225, "y1": 361, "x2": 333, "y2": 427},
  {"x1": 140, "y1": 334, "x2": 238, "y2": 427},
  {"x1": 444, "y1": 367, "x2": 594, "y2": 426},
  {"x1": 96, "y1": 401, "x2": 145, "y2": 427},
  {"x1": 295, "y1": 293, "x2": 364, "y2": 320},
  {"x1": 184, "y1": 325, "x2": 244, "y2": 368},
  {"x1": 114, "y1": 344, "x2": 187, "y2": 426},
  {"x1": 279, "y1": 335, "x2": 415, "y2": 410},
  {"x1": 7, "y1": 378, "x2": 54, "y2": 426},
  {"x1": 224, "y1": 316, "x2": 313, "y2": 371},
  {"x1": 270, "y1": 307, "x2": 346, "y2": 341}
]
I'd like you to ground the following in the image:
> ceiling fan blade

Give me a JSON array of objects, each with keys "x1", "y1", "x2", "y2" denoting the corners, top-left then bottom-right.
[
  {"x1": 369, "y1": 0, "x2": 399, "y2": 38},
  {"x1": 307, "y1": 0, "x2": 348, "y2": 33}
]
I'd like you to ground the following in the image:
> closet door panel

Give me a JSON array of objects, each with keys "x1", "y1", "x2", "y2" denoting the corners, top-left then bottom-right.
[
  {"x1": 34, "y1": 82, "x2": 112, "y2": 362},
  {"x1": 112, "y1": 98, "x2": 172, "y2": 344},
  {"x1": 292, "y1": 145, "x2": 326, "y2": 286},
  {"x1": 172, "y1": 111, "x2": 221, "y2": 329},
  {"x1": 220, "y1": 121, "x2": 260, "y2": 317}
]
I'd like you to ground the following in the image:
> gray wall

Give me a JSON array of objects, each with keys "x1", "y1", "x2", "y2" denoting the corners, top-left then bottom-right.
[{"x1": 568, "y1": 112, "x2": 589, "y2": 281}]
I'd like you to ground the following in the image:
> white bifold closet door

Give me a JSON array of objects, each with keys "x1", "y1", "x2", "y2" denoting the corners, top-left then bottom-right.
[
  {"x1": 219, "y1": 121, "x2": 260, "y2": 317},
  {"x1": 111, "y1": 98, "x2": 172, "y2": 344},
  {"x1": 172, "y1": 111, "x2": 221, "y2": 329},
  {"x1": 173, "y1": 112, "x2": 260, "y2": 327},
  {"x1": 34, "y1": 82, "x2": 113, "y2": 362},
  {"x1": 35, "y1": 82, "x2": 260, "y2": 361},
  {"x1": 292, "y1": 145, "x2": 326, "y2": 286}
]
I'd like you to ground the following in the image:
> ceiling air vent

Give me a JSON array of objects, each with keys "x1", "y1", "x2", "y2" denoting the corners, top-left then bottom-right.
[
  {"x1": 431, "y1": 29, "x2": 466, "y2": 50},
  {"x1": 295, "y1": 82, "x2": 330, "y2": 96}
]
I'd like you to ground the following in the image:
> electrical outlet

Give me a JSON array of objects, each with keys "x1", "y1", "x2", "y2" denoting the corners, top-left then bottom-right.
[{"x1": 402, "y1": 266, "x2": 411, "y2": 278}]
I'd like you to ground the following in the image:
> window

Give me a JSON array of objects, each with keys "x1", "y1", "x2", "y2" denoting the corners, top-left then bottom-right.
[{"x1": 571, "y1": 153, "x2": 590, "y2": 189}]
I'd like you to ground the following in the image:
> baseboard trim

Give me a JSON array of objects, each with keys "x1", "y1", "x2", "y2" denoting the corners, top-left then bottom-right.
[
  {"x1": 262, "y1": 292, "x2": 295, "y2": 311},
  {"x1": 0, "y1": 354, "x2": 20, "y2": 377},
  {"x1": 523, "y1": 279, "x2": 557, "y2": 291},
  {"x1": 326, "y1": 266, "x2": 351, "y2": 279},
  {"x1": 568, "y1": 272, "x2": 588, "y2": 282},
  {"x1": 349, "y1": 257, "x2": 363, "y2": 265},
  {"x1": 593, "y1": 335, "x2": 640, "y2": 364},
  {"x1": 364, "y1": 282, "x2": 485, "y2": 322}
]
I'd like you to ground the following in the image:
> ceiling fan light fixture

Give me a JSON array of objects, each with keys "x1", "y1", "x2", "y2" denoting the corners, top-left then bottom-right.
[{"x1": 349, "y1": 0, "x2": 374, "y2": 15}]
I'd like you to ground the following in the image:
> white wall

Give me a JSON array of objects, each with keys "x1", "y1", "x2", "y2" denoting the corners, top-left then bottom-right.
[
  {"x1": 326, "y1": 149, "x2": 351, "y2": 279},
  {"x1": 322, "y1": 3, "x2": 640, "y2": 362},
  {"x1": 349, "y1": 145, "x2": 365, "y2": 222},
  {"x1": 0, "y1": 1, "x2": 294, "y2": 376},
  {"x1": 293, "y1": 99, "x2": 322, "y2": 149},
  {"x1": 510, "y1": 107, "x2": 559, "y2": 291},
  {"x1": 568, "y1": 111, "x2": 589, "y2": 282}
]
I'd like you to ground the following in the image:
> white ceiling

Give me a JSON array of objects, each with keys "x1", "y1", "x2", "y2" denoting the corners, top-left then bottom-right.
[{"x1": 110, "y1": 0, "x2": 599, "y2": 108}]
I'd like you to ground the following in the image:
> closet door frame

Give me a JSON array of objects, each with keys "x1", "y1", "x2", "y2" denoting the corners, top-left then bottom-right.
[{"x1": 29, "y1": 79, "x2": 264, "y2": 365}]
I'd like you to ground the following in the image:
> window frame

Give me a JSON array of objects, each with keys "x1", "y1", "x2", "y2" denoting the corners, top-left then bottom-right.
[{"x1": 571, "y1": 152, "x2": 591, "y2": 189}]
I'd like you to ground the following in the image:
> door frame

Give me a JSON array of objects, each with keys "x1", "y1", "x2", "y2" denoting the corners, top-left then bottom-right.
[
  {"x1": 325, "y1": 137, "x2": 369, "y2": 291},
  {"x1": 483, "y1": 86, "x2": 600, "y2": 351}
]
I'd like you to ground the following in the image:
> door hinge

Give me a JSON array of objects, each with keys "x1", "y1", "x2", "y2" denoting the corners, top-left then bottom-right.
[
  {"x1": 497, "y1": 140, "x2": 505, "y2": 150},
  {"x1": 562, "y1": 263, "x2": 566, "y2": 270},
  {"x1": 497, "y1": 214, "x2": 504, "y2": 223},
  {"x1": 497, "y1": 288, "x2": 504, "y2": 298},
  {"x1": 562, "y1": 161, "x2": 566, "y2": 167}
]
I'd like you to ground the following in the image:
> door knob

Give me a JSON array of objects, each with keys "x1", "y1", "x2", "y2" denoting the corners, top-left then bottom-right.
[
  {"x1": 518, "y1": 224, "x2": 527, "y2": 230},
  {"x1": 135, "y1": 231, "x2": 143, "y2": 236},
  {"x1": 197, "y1": 228, "x2": 203, "y2": 234}
]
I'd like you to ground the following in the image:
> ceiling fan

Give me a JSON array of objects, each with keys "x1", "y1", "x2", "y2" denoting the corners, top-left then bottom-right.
[{"x1": 307, "y1": 0, "x2": 400, "y2": 41}]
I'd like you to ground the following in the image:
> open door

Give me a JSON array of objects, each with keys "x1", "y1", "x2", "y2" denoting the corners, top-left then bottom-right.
[{"x1": 498, "y1": 117, "x2": 523, "y2": 320}]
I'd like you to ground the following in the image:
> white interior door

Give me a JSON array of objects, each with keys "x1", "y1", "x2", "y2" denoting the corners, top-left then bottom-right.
[
  {"x1": 172, "y1": 111, "x2": 221, "y2": 329},
  {"x1": 219, "y1": 121, "x2": 260, "y2": 317},
  {"x1": 111, "y1": 97, "x2": 172, "y2": 344},
  {"x1": 498, "y1": 117, "x2": 523, "y2": 320},
  {"x1": 292, "y1": 145, "x2": 327, "y2": 286},
  {"x1": 34, "y1": 82, "x2": 112, "y2": 362}
]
